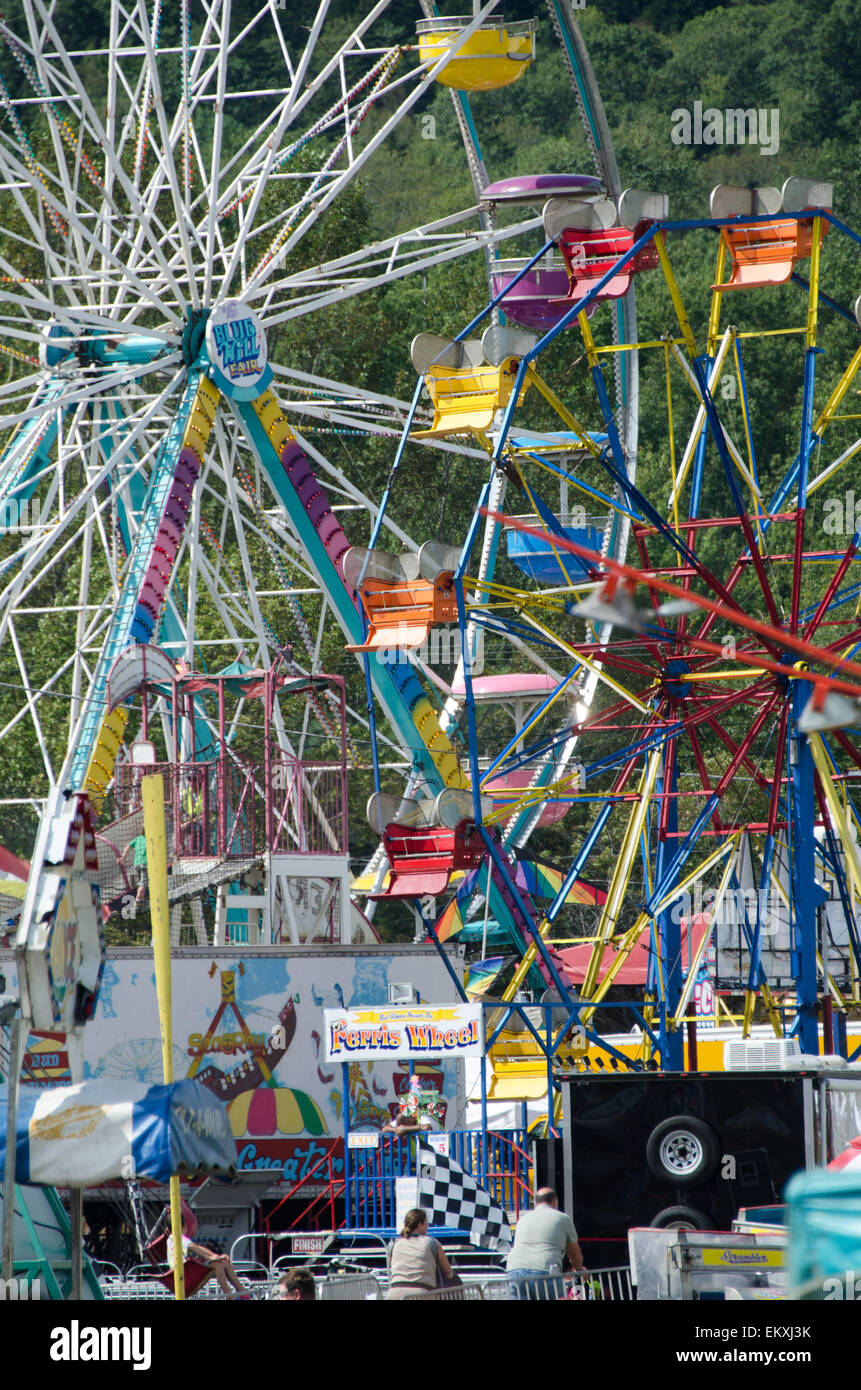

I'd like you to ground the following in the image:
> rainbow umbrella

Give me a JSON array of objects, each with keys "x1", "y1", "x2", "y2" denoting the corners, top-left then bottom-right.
[
  {"x1": 513, "y1": 860, "x2": 606, "y2": 906},
  {"x1": 434, "y1": 896, "x2": 465, "y2": 942},
  {"x1": 465, "y1": 955, "x2": 518, "y2": 999},
  {"x1": 228, "y1": 1084, "x2": 327, "y2": 1137}
]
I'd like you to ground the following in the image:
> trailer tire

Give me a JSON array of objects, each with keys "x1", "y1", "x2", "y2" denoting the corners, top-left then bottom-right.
[
  {"x1": 649, "y1": 1204, "x2": 712, "y2": 1231},
  {"x1": 645, "y1": 1115, "x2": 720, "y2": 1187}
]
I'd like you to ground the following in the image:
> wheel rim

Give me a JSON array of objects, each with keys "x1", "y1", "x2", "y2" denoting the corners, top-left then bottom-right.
[{"x1": 659, "y1": 1133, "x2": 703, "y2": 1178}]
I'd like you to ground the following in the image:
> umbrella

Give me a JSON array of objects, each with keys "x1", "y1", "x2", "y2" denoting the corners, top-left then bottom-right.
[
  {"x1": 0, "y1": 876, "x2": 27, "y2": 924},
  {"x1": 0, "y1": 1078, "x2": 236, "y2": 1186},
  {"x1": 828, "y1": 1135, "x2": 861, "y2": 1173},
  {"x1": 513, "y1": 859, "x2": 607, "y2": 906},
  {"x1": 465, "y1": 955, "x2": 518, "y2": 999},
  {"x1": 558, "y1": 916, "x2": 711, "y2": 987},
  {"x1": 228, "y1": 1084, "x2": 326, "y2": 1137}
]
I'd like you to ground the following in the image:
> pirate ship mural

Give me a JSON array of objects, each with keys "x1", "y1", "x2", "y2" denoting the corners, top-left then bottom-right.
[
  {"x1": 7, "y1": 952, "x2": 463, "y2": 1172},
  {"x1": 187, "y1": 965, "x2": 327, "y2": 1138}
]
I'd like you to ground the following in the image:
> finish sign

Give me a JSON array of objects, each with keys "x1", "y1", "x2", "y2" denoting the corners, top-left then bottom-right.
[{"x1": 205, "y1": 299, "x2": 272, "y2": 400}]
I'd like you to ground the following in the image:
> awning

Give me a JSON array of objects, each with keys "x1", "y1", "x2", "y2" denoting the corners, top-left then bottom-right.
[
  {"x1": 0, "y1": 1078, "x2": 236, "y2": 1187},
  {"x1": 557, "y1": 915, "x2": 711, "y2": 987}
]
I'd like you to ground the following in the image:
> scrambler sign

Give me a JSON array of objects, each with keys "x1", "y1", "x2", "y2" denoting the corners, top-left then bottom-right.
[{"x1": 324, "y1": 1004, "x2": 484, "y2": 1063}]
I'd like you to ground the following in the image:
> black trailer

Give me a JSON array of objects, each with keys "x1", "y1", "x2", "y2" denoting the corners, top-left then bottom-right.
[{"x1": 540, "y1": 1069, "x2": 861, "y2": 1269}]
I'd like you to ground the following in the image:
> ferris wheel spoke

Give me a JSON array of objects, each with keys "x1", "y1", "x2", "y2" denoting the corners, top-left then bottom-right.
[
  {"x1": 581, "y1": 748, "x2": 664, "y2": 997},
  {"x1": 214, "y1": 7, "x2": 400, "y2": 300},
  {"x1": 5, "y1": 613, "x2": 56, "y2": 781},
  {"x1": 2, "y1": 20, "x2": 84, "y2": 264},
  {"x1": 132, "y1": 2, "x2": 199, "y2": 304},
  {"x1": 0, "y1": 366, "x2": 185, "y2": 616},
  {"x1": 763, "y1": 705, "x2": 791, "y2": 838},
  {"x1": 30, "y1": 0, "x2": 193, "y2": 317},
  {"x1": 802, "y1": 538, "x2": 861, "y2": 641},
  {"x1": 239, "y1": 51, "x2": 477, "y2": 298},
  {"x1": 199, "y1": 0, "x2": 232, "y2": 304},
  {"x1": 262, "y1": 214, "x2": 542, "y2": 324},
  {"x1": 701, "y1": 713, "x2": 778, "y2": 805}
]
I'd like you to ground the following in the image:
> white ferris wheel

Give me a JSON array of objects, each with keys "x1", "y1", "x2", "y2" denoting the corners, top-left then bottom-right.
[{"x1": 0, "y1": 1, "x2": 635, "y2": 940}]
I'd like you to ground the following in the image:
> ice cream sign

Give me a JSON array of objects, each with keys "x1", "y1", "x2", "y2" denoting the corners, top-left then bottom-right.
[
  {"x1": 205, "y1": 299, "x2": 272, "y2": 400},
  {"x1": 324, "y1": 1004, "x2": 484, "y2": 1063}
]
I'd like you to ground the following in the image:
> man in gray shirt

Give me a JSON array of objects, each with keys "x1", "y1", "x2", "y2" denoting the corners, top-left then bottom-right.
[{"x1": 506, "y1": 1188, "x2": 585, "y2": 1300}]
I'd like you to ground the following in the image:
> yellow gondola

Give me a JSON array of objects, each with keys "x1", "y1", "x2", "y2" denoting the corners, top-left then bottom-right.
[{"x1": 416, "y1": 16, "x2": 536, "y2": 92}]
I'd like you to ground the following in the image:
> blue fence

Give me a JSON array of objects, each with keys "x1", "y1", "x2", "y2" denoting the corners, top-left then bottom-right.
[{"x1": 346, "y1": 1128, "x2": 531, "y2": 1233}]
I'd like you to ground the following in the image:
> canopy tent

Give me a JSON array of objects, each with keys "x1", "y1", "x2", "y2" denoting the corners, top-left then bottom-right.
[
  {"x1": 557, "y1": 915, "x2": 711, "y2": 987},
  {"x1": 0, "y1": 1078, "x2": 236, "y2": 1186}
]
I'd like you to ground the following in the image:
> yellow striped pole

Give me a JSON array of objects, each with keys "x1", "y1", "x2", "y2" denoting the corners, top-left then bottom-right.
[{"x1": 142, "y1": 774, "x2": 185, "y2": 1301}]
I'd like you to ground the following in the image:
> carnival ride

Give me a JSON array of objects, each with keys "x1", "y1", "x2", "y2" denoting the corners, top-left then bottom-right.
[
  {"x1": 393, "y1": 170, "x2": 861, "y2": 1083},
  {"x1": 0, "y1": 0, "x2": 857, "y2": 1171},
  {"x1": 0, "y1": 3, "x2": 629, "y2": 959}
]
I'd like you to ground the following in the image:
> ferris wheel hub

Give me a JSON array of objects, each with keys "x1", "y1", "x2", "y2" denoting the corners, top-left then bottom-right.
[
  {"x1": 181, "y1": 307, "x2": 210, "y2": 367},
  {"x1": 203, "y1": 300, "x2": 271, "y2": 401}
]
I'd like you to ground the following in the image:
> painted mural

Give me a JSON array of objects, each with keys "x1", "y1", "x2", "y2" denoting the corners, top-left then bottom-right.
[{"x1": 8, "y1": 949, "x2": 464, "y2": 1181}]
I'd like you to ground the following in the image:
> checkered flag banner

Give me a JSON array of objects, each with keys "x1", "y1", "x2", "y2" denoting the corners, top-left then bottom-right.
[{"x1": 418, "y1": 1141, "x2": 513, "y2": 1250}]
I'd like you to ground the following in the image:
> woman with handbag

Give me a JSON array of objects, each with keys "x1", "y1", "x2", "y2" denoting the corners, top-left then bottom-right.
[{"x1": 385, "y1": 1208, "x2": 455, "y2": 1300}]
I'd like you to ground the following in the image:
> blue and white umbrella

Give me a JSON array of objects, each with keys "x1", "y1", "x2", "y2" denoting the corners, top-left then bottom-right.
[{"x1": 0, "y1": 1078, "x2": 236, "y2": 1186}]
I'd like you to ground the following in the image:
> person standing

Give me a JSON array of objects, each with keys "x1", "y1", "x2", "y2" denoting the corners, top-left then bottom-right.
[
  {"x1": 506, "y1": 1188, "x2": 585, "y2": 1300},
  {"x1": 120, "y1": 833, "x2": 149, "y2": 905},
  {"x1": 385, "y1": 1208, "x2": 454, "y2": 1299}
]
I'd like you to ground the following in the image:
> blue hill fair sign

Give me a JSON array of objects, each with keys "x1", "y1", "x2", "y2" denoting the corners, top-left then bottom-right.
[
  {"x1": 324, "y1": 1004, "x2": 485, "y2": 1064},
  {"x1": 205, "y1": 299, "x2": 272, "y2": 401}
]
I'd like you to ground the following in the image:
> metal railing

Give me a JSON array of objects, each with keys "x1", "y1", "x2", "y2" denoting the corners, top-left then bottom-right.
[
  {"x1": 319, "y1": 1272, "x2": 384, "y2": 1302},
  {"x1": 401, "y1": 1282, "x2": 487, "y2": 1301},
  {"x1": 347, "y1": 1128, "x2": 531, "y2": 1230},
  {"x1": 114, "y1": 754, "x2": 346, "y2": 863},
  {"x1": 100, "y1": 1265, "x2": 632, "y2": 1302}
]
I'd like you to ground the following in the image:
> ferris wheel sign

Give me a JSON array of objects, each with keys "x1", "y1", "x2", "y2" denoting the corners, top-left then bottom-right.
[
  {"x1": 205, "y1": 300, "x2": 272, "y2": 401},
  {"x1": 324, "y1": 1004, "x2": 484, "y2": 1063}
]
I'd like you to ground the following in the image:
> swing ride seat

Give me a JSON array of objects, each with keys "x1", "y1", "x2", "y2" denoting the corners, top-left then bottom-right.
[
  {"x1": 368, "y1": 818, "x2": 485, "y2": 898},
  {"x1": 504, "y1": 514, "x2": 606, "y2": 584},
  {"x1": 346, "y1": 573, "x2": 458, "y2": 653},
  {"x1": 144, "y1": 1232, "x2": 213, "y2": 1298},
  {"x1": 411, "y1": 357, "x2": 525, "y2": 440},
  {"x1": 556, "y1": 221, "x2": 660, "y2": 303},
  {"x1": 713, "y1": 216, "x2": 827, "y2": 291}
]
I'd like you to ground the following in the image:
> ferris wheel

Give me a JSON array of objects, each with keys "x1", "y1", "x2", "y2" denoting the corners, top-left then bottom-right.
[
  {"x1": 413, "y1": 175, "x2": 861, "y2": 1063},
  {"x1": 0, "y1": 1, "x2": 624, "y2": 839},
  {"x1": 0, "y1": 0, "x2": 639, "y2": 977}
]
